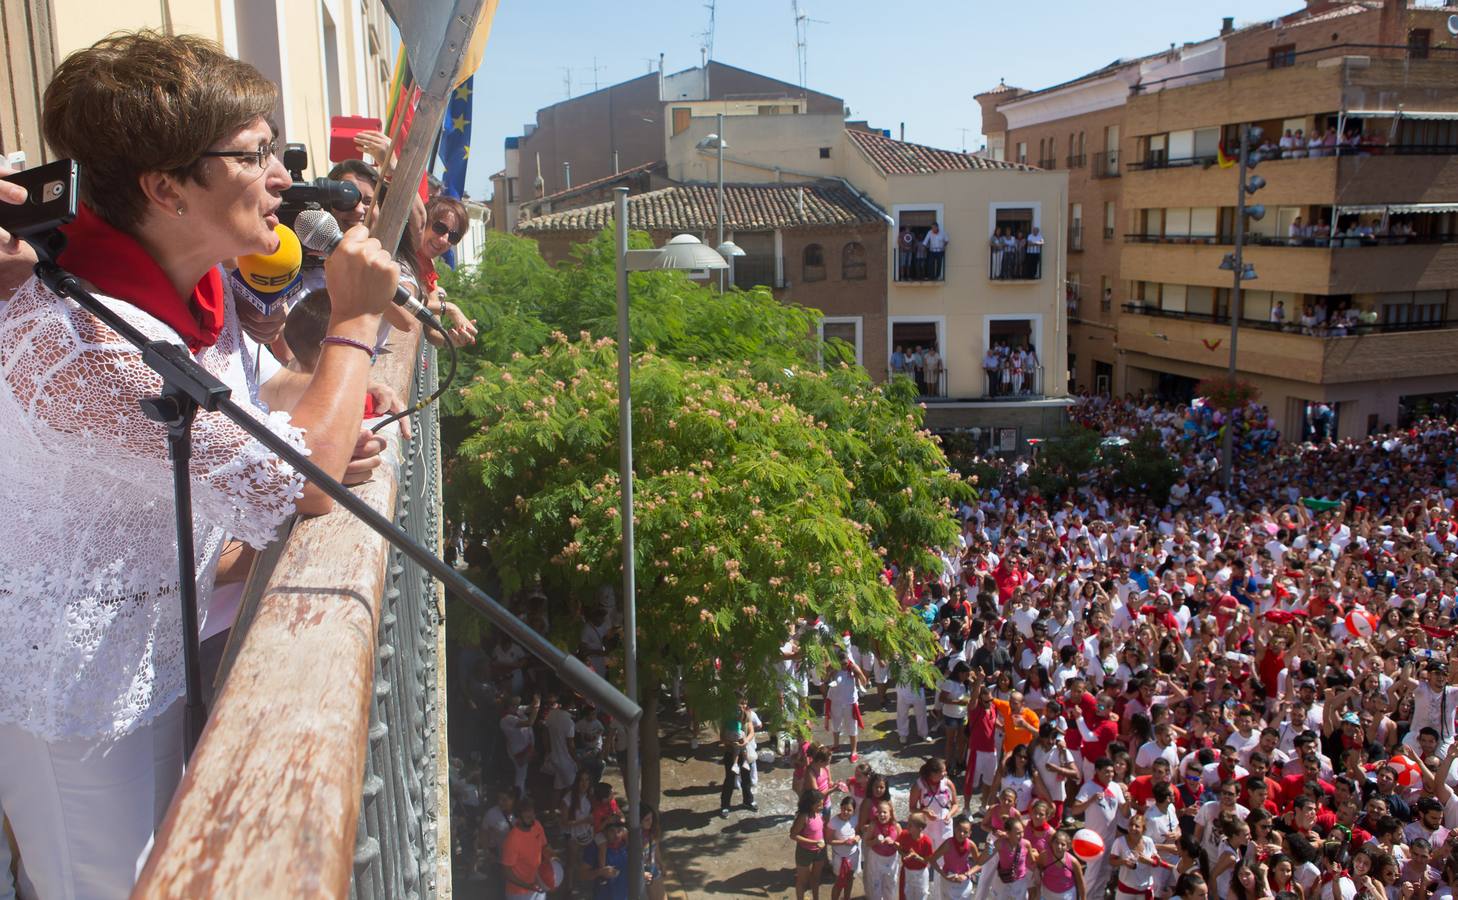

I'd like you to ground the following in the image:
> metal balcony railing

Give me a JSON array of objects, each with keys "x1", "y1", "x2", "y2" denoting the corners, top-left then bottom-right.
[
  {"x1": 136, "y1": 329, "x2": 448, "y2": 898},
  {"x1": 896, "y1": 248, "x2": 948, "y2": 282},
  {"x1": 1092, "y1": 150, "x2": 1121, "y2": 178},
  {"x1": 1066, "y1": 153, "x2": 1087, "y2": 168},
  {"x1": 1124, "y1": 232, "x2": 1458, "y2": 247},
  {"x1": 1121, "y1": 302, "x2": 1458, "y2": 335},
  {"x1": 982, "y1": 364, "x2": 1045, "y2": 398},
  {"x1": 989, "y1": 245, "x2": 1045, "y2": 280},
  {"x1": 1069, "y1": 225, "x2": 1083, "y2": 252},
  {"x1": 1037, "y1": 156, "x2": 1057, "y2": 169},
  {"x1": 890, "y1": 366, "x2": 948, "y2": 398}
]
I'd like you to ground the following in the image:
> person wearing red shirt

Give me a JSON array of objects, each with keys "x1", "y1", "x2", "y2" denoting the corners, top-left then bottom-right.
[
  {"x1": 1239, "y1": 751, "x2": 1284, "y2": 807},
  {"x1": 898, "y1": 813, "x2": 935, "y2": 899},
  {"x1": 1278, "y1": 755, "x2": 1335, "y2": 810},
  {"x1": 1075, "y1": 697, "x2": 1120, "y2": 778},
  {"x1": 1128, "y1": 757, "x2": 1173, "y2": 810},
  {"x1": 966, "y1": 686, "x2": 1001, "y2": 804}
]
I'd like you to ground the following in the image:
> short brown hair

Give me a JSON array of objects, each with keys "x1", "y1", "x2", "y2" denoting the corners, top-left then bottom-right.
[
  {"x1": 284, "y1": 290, "x2": 332, "y2": 372},
  {"x1": 43, "y1": 30, "x2": 278, "y2": 231},
  {"x1": 426, "y1": 195, "x2": 469, "y2": 232}
]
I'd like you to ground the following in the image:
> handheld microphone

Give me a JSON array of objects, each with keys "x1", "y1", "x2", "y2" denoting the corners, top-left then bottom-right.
[
  {"x1": 292, "y1": 209, "x2": 440, "y2": 329},
  {"x1": 230, "y1": 223, "x2": 304, "y2": 315}
]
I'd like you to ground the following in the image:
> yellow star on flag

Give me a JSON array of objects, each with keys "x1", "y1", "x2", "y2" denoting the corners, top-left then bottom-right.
[
  {"x1": 451, "y1": 112, "x2": 468, "y2": 133},
  {"x1": 462, "y1": 145, "x2": 471, "y2": 160},
  {"x1": 454, "y1": 83, "x2": 473, "y2": 103}
]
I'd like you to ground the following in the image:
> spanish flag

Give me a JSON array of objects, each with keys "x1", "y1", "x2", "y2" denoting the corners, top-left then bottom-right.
[{"x1": 1216, "y1": 140, "x2": 1236, "y2": 169}]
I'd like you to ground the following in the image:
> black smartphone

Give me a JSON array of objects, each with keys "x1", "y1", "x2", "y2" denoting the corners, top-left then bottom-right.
[{"x1": 0, "y1": 159, "x2": 78, "y2": 239}]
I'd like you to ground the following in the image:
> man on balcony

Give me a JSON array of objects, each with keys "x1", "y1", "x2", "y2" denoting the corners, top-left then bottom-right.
[
  {"x1": 924, "y1": 222, "x2": 948, "y2": 280},
  {"x1": 1026, "y1": 227, "x2": 1044, "y2": 279}
]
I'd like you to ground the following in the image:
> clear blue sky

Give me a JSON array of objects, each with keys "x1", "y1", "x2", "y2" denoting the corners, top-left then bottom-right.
[{"x1": 458, "y1": 0, "x2": 1297, "y2": 200}]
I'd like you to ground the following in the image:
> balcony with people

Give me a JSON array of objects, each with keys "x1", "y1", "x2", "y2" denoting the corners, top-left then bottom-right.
[
  {"x1": 1122, "y1": 203, "x2": 1458, "y2": 294},
  {"x1": 1119, "y1": 286, "x2": 1458, "y2": 384},
  {"x1": 988, "y1": 211, "x2": 1047, "y2": 282},
  {"x1": 894, "y1": 213, "x2": 949, "y2": 283}
]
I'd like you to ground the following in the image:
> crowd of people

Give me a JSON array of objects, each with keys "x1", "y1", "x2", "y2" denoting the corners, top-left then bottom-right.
[{"x1": 767, "y1": 394, "x2": 1458, "y2": 900}]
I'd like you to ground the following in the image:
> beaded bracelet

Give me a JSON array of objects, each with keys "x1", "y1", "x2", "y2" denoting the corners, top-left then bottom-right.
[{"x1": 320, "y1": 335, "x2": 377, "y2": 362}]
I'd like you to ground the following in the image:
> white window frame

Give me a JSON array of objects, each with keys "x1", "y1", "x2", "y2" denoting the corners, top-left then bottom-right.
[
  {"x1": 988, "y1": 201, "x2": 1043, "y2": 237},
  {"x1": 887, "y1": 315, "x2": 948, "y2": 380},
  {"x1": 982, "y1": 313, "x2": 1045, "y2": 357},
  {"x1": 819, "y1": 316, "x2": 864, "y2": 365}
]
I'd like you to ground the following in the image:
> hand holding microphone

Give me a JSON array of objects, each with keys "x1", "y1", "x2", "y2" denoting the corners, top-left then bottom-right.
[{"x1": 293, "y1": 209, "x2": 435, "y2": 330}]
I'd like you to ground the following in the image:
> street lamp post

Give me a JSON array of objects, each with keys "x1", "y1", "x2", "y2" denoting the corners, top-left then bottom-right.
[
  {"x1": 1219, "y1": 125, "x2": 1266, "y2": 497},
  {"x1": 697, "y1": 121, "x2": 744, "y2": 291},
  {"x1": 612, "y1": 187, "x2": 727, "y2": 898},
  {"x1": 716, "y1": 112, "x2": 725, "y2": 292}
]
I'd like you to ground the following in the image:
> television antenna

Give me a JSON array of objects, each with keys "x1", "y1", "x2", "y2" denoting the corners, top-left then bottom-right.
[
  {"x1": 699, "y1": 0, "x2": 717, "y2": 63},
  {"x1": 792, "y1": 0, "x2": 829, "y2": 88}
]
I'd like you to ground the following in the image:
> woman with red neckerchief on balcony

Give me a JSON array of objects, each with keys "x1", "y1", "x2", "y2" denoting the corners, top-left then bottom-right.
[{"x1": 0, "y1": 31, "x2": 400, "y2": 897}]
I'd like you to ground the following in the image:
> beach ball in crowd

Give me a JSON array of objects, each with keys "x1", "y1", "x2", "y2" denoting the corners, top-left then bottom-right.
[
  {"x1": 1072, "y1": 828, "x2": 1104, "y2": 861},
  {"x1": 1345, "y1": 611, "x2": 1377, "y2": 639},
  {"x1": 1389, "y1": 756, "x2": 1421, "y2": 788},
  {"x1": 538, "y1": 857, "x2": 564, "y2": 890}
]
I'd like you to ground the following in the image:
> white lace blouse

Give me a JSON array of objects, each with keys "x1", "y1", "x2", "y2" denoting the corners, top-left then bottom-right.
[{"x1": 0, "y1": 274, "x2": 306, "y2": 741}]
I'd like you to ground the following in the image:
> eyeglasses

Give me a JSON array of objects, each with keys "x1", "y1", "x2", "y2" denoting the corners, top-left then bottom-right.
[
  {"x1": 431, "y1": 219, "x2": 465, "y2": 245},
  {"x1": 201, "y1": 139, "x2": 278, "y2": 170}
]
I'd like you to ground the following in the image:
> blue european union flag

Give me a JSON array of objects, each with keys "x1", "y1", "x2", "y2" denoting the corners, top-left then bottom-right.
[{"x1": 438, "y1": 77, "x2": 473, "y2": 268}]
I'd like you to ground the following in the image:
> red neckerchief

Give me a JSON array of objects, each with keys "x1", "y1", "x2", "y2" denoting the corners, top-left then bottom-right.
[{"x1": 58, "y1": 203, "x2": 225, "y2": 352}]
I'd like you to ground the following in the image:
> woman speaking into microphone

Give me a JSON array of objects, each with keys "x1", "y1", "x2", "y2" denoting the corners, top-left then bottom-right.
[{"x1": 0, "y1": 31, "x2": 399, "y2": 897}]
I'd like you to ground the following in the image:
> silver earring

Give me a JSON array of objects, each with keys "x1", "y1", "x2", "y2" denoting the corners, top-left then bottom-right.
[{"x1": 177, "y1": 207, "x2": 185, "y2": 217}]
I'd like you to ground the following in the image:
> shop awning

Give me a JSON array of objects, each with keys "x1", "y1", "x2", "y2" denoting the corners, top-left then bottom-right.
[
  {"x1": 1336, "y1": 202, "x2": 1458, "y2": 214},
  {"x1": 1343, "y1": 109, "x2": 1458, "y2": 120}
]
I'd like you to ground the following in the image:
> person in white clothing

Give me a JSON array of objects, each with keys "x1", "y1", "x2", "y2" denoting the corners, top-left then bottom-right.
[
  {"x1": 541, "y1": 694, "x2": 578, "y2": 796},
  {"x1": 827, "y1": 652, "x2": 869, "y2": 761},
  {"x1": 0, "y1": 32, "x2": 405, "y2": 900},
  {"x1": 897, "y1": 662, "x2": 930, "y2": 745},
  {"x1": 1110, "y1": 812, "x2": 1161, "y2": 900},
  {"x1": 1068, "y1": 757, "x2": 1125, "y2": 900},
  {"x1": 1401, "y1": 660, "x2": 1458, "y2": 757}
]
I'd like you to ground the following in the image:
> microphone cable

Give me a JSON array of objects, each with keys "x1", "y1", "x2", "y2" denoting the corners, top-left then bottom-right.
[{"x1": 368, "y1": 306, "x2": 459, "y2": 436}]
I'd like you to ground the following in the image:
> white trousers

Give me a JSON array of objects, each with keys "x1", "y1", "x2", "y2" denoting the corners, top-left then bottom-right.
[
  {"x1": 865, "y1": 851, "x2": 901, "y2": 900},
  {"x1": 0, "y1": 702, "x2": 183, "y2": 900},
  {"x1": 897, "y1": 689, "x2": 928, "y2": 741}
]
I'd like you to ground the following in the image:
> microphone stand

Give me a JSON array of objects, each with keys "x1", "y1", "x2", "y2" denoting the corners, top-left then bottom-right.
[{"x1": 30, "y1": 229, "x2": 642, "y2": 764}]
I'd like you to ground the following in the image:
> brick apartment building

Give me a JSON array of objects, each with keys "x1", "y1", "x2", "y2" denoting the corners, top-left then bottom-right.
[{"x1": 979, "y1": 0, "x2": 1458, "y2": 440}]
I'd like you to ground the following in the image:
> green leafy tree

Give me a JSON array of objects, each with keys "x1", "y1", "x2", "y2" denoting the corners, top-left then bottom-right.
[
  {"x1": 455, "y1": 337, "x2": 961, "y2": 807},
  {"x1": 440, "y1": 229, "x2": 969, "y2": 807},
  {"x1": 1107, "y1": 428, "x2": 1181, "y2": 504},
  {"x1": 1026, "y1": 425, "x2": 1101, "y2": 498}
]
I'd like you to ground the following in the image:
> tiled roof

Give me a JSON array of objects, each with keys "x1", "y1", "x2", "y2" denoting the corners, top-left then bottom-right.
[
  {"x1": 532, "y1": 160, "x2": 662, "y2": 205},
  {"x1": 514, "y1": 180, "x2": 885, "y2": 234},
  {"x1": 846, "y1": 129, "x2": 1035, "y2": 175}
]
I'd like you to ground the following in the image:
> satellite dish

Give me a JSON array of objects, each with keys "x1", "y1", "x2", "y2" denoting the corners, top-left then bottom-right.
[{"x1": 1449, "y1": 13, "x2": 1458, "y2": 36}]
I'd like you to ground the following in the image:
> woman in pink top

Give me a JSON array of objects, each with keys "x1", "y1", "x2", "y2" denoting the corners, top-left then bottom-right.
[
  {"x1": 1036, "y1": 829, "x2": 1086, "y2": 900},
  {"x1": 980, "y1": 816, "x2": 1034, "y2": 900},
  {"x1": 860, "y1": 799, "x2": 902, "y2": 900},
  {"x1": 930, "y1": 815, "x2": 979, "y2": 899},
  {"x1": 791, "y1": 788, "x2": 828, "y2": 900},
  {"x1": 909, "y1": 757, "x2": 961, "y2": 850}
]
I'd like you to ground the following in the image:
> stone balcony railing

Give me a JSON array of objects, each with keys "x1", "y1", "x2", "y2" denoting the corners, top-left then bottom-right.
[{"x1": 134, "y1": 327, "x2": 450, "y2": 899}]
